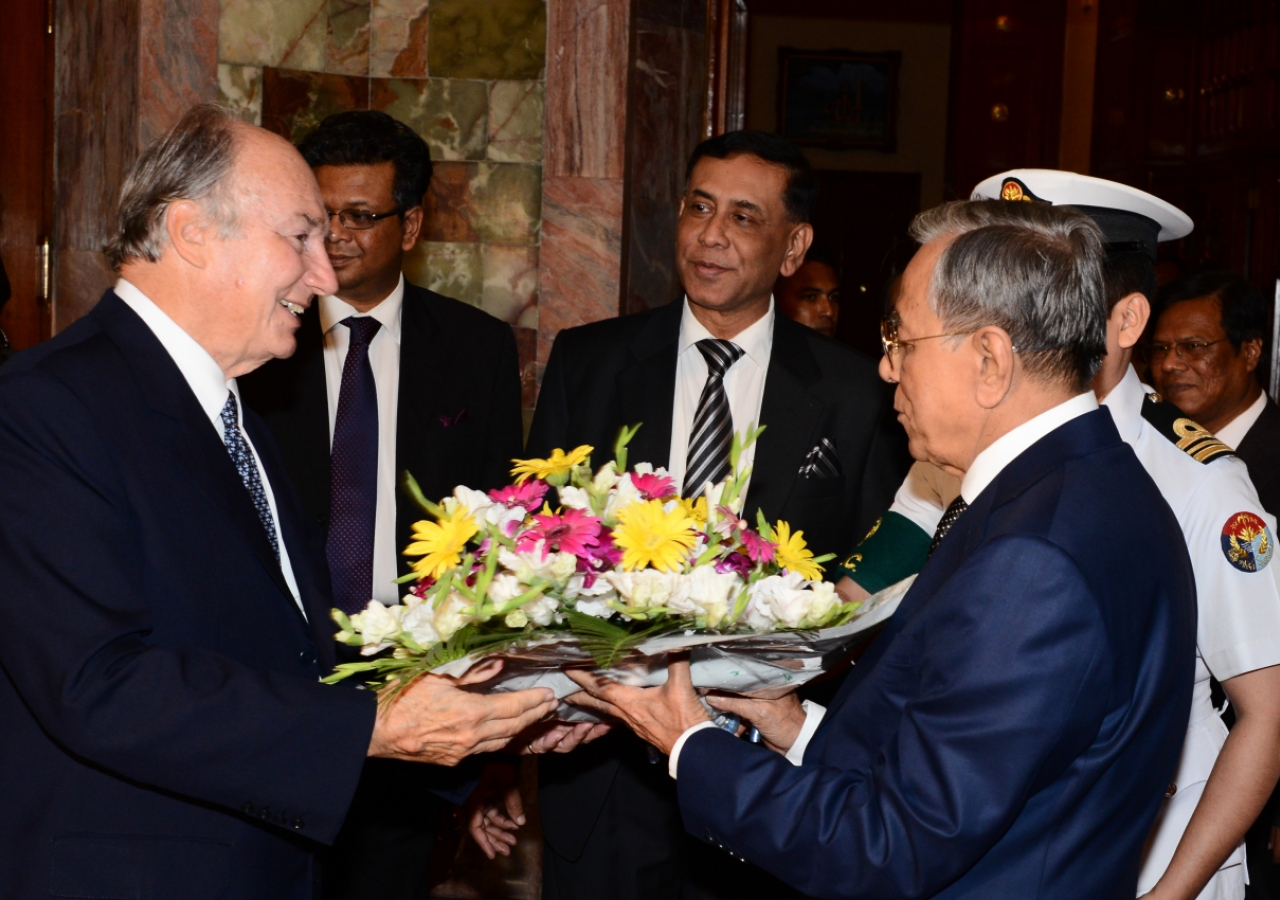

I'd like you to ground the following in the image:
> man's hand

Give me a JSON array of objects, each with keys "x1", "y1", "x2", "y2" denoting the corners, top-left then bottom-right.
[
  {"x1": 565, "y1": 657, "x2": 709, "y2": 755},
  {"x1": 367, "y1": 660, "x2": 558, "y2": 765},
  {"x1": 463, "y1": 760, "x2": 524, "y2": 859},
  {"x1": 703, "y1": 691, "x2": 807, "y2": 754},
  {"x1": 510, "y1": 720, "x2": 613, "y2": 755}
]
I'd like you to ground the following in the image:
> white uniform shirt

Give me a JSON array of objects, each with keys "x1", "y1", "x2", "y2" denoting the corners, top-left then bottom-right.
[
  {"x1": 858, "y1": 365, "x2": 1280, "y2": 895},
  {"x1": 318, "y1": 277, "x2": 404, "y2": 607},
  {"x1": 667, "y1": 297, "x2": 774, "y2": 501},
  {"x1": 115, "y1": 279, "x2": 306, "y2": 617}
]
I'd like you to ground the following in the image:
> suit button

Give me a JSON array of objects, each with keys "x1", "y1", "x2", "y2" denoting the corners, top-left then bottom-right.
[
  {"x1": 241, "y1": 802, "x2": 255, "y2": 815},
  {"x1": 298, "y1": 649, "x2": 318, "y2": 667},
  {"x1": 292, "y1": 817, "x2": 306, "y2": 830},
  {"x1": 259, "y1": 806, "x2": 271, "y2": 820},
  {"x1": 1166, "y1": 782, "x2": 1177, "y2": 798}
]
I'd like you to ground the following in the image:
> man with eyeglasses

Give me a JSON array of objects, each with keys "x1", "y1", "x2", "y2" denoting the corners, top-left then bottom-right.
[{"x1": 239, "y1": 110, "x2": 526, "y2": 900}]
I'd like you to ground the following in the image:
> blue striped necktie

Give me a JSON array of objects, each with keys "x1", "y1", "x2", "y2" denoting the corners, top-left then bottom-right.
[
  {"x1": 683, "y1": 338, "x2": 745, "y2": 497},
  {"x1": 220, "y1": 391, "x2": 279, "y2": 560}
]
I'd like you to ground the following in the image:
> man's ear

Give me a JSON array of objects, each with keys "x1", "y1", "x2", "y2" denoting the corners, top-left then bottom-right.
[
  {"x1": 165, "y1": 199, "x2": 211, "y2": 269},
  {"x1": 973, "y1": 325, "x2": 1017, "y2": 410},
  {"x1": 778, "y1": 223, "x2": 814, "y2": 278},
  {"x1": 1113, "y1": 292, "x2": 1151, "y2": 350},
  {"x1": 1242, "y1": 336, "x2": 1264, "y2": 373},
  {"x1": 401, "y1": 205, "x2": 425, "y2": 250}
]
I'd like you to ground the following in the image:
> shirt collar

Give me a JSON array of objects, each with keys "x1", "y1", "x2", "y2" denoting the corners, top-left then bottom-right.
[
  {"x1": 1098, "y1": 364, "x2": 1145, "y2": 445},
  {"x1": 319, "y1": 273, "x2": 405, "y2": 344},
  {"x1": 960, "y1": 391, "x2": 1099, "y2": 504},
  {"x1": 114, "y1": 279, "x2": 234, "y2": 427},
  {"x1": 1214, "y1": 388, "x2": 1268, "y2": 450},
  {"x1": 677, "y1": 295, "x2": 775, "y2": 368}
]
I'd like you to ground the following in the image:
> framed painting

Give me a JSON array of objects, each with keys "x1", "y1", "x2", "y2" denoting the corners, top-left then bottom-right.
[{"x1": 777, "y1": 48, "x2": 901, "y2": 151}]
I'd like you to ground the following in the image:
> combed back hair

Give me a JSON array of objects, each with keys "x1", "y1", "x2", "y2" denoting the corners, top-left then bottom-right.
[
  {"x1": 1156, "y1": 270, "x2": 1268, "y2": 351},
  {"x1": 908, "y1": 199, "x2": 1109, "y2": 390},
  {"x1": 801, "y1": 245, "x2": 841, "y2": 276},
  {"x1": 105, "y1": 104, "x2": 242, "y2": 271},
  {"x1": 297, "y1": 110, "x2": 433, "y2": 213},
  {"x1": 685, "y1": 130, "x2": 819, "y2": 223}
]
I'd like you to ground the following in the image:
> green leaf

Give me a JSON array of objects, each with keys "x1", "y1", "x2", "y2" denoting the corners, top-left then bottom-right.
[
  {"x1": 563, "y1": 610, "x2": 677, "y2": 668},
  {"x1": 613, "y1": 422, "x2": 642, "y2": 472},
  {"x1": 401, "y1": 471, "x2": 442, "y2": 517}
]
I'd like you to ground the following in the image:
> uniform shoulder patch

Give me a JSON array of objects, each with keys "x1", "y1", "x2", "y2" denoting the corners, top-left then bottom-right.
[
  {"x1": 1222, "y1": 512, "x2": 1274, "y2": 572},
  {"x1": 1141, "y1": 395, "x2": 1234, "y2": 464}
]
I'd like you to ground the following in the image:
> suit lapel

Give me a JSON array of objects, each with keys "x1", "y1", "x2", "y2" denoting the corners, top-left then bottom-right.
[
  {"x1": 747, "y1": 315, "x2": 824, "y2": 520},
  {"x1": 94, "y1": 293, "x2": 300, "y2": 612},
  {"x1": 615, "y1": 303, "x2": 681, "y2": 468}
]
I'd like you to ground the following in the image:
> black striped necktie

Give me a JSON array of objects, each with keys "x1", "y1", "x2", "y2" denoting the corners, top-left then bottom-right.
[
  {"x1": 928, "y1": 496, "x2": 969, "y2": 557},
  {"x1": 683, "y1": 338, "x2": 745, "y2": 496}
]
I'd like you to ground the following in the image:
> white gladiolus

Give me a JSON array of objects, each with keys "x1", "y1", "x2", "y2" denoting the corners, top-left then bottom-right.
[
  {"x1": 400, "y1": 597, "x2": 441, "y2": 647},
  {"x1": 487, "y1": 572, "x2": 524, "y2": 605},
  {"x1": 524, "y1": 594, "x2": 560, "y2": 626},
  {"x1": 556, "y1": 485, "x2": 592, "y2": 510},
  {"x1": 550, "y1": 551, "x2": 578, "y2": 581},
  {"x1": 804, "y1": 580, "x2": 839, "y2": 625},
  {"x1": 574, "y1": 597, "x2": 612, "y2": 618},
  {"x1": 747, "y1": 572, "x2": 820, "y2": 629},
  {"x1": 602, "y1": 475, "x2": 643, "y2": 523},
  {"x1": 592, "y1": 462, "x2": 622, "y2": 492},
  {"x1": 350, "y1": 600, "x2": 404, "y2": 653},
  {"x1": 433, "y1": 590, "x2": 476, "y2": 641},
  {"x1": 685, "y1": 565, "x2": 744, "y2": 629},
  {"x1": 444, "y1": 486, "x2": 493, "y2": 521},
  {"x1": 499, "y1": 546, "x2": 576, "y2": 584},
  {"x1": 604, "y1": 569, "x2": 689, "y2": 612}
]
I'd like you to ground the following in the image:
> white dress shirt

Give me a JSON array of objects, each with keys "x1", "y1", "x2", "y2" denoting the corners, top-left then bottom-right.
[
  {"x1": 667, "y1": 297, "x2": 775, "y2": 500},
  {"x1": 318, "y1": 276, "x2": 405, "y2": 606},
  {"x1": 1213, "y1": 388, "x2": 1267, "y2": 450},
  {"x1": 671, "y1": 391, "x2": 1101, "y2": 777},
  {"x1": 114, "y1": 279, "x2": 305, "y2": 616}
]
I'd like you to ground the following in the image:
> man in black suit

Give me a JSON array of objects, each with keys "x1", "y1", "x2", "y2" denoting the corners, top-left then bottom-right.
[
  {"x1": 524, "y1": 131, "x2": 908, "y2": 899},
  {"x1": 239, "y1": 110, "x2": 526, "y2": 900},
  {"x1": 0, "y1": 105, "x2": 557, "y2": 899}
]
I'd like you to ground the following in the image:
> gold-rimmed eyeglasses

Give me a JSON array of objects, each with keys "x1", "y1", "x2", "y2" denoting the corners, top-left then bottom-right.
[
  {"x1": 326, "y1": 207, "x2": 402, "y2": 231},
  {"x1": 1146, "y1": 338, "x2": 1228, "y2": 364},
  {"x1": 880, "y1": 318, "x2": 974, "y2": 372}
]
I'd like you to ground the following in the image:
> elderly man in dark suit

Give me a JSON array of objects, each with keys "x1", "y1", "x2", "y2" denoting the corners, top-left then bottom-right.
[
  {"x1": 521, "y1": 130, "x2": 909, "y2": 899},
  {"x1": 239, "y1": 110, "x2": 527, "y2": 900},
  {"x1": 0, "y1": 105, "x2": 559, "y2": 900},
  {"x1": 570, "y1": 199, "x2": 1199, "y2": 899}
]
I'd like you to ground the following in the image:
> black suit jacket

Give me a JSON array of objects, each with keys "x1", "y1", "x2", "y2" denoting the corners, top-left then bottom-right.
[
  {"x1": 0, "y1": 292, "x2": 375, "y2": 899},
  {"x1": 240, "y1": 281, "x2": 524, "y2": 582},
  {"x1": 1234, "y1": 396, "x2": 1280, "y2": 517},
  {"x1": 527, "y1": 300, "x2": 910, "y2": 859}
]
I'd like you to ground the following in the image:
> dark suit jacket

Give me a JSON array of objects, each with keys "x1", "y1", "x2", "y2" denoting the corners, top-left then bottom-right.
[
  {"x1": 240, "y1": 281, "x2": 524, "y2": 580},
  {"x1": 0, "y1": 291, "x2": 376, "y2": 899},
  {"x1": 678, "y1": 410, "x2": 1198, "y2": 900},
  {"x1": 528, "y1": 300, "x2": 910, "y2": 860},
  {"x1": 1234, "y1": 396, "x2": 1280, "y2": 517}
]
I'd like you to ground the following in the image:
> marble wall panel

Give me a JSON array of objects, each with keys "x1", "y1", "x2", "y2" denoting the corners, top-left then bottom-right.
[
  {"x1": 261, "y1": 68, "x2": 371, "y2": 142},
  {"x1": 515, "y1": 326, "x2": 539, "y2": 413},
  {"x1": 138, "y1": 0, "x2": 220, "y2": 146},
  {"x1": 327, "y1": 0, "x2": 371, "y2": 76},
  {"x1": 422, "y1": 162, "x2": 480, "y2": 242},
  {"x1": 472, "y1": 164, "x2": 542, "y2": 244},
  {"x1": 545, "y1": 0, "x2": 630, "y2": 178},
  {"x1": 488, "y1": 81, "x2": 544, "y2": 163},
  {"x1": 404, "y1": 241, "x2": 484, "y2": 306},
  {"x1": 369, "y1": 0, "x2": 430, "y2": 78},
  {"x1": 537, "y1": 175, "x2": 623, "y2": 371},
  {"x1": 482, "y1": 245, "x2": 539, "y2": 327},
  {"x1": 220, "y1": 0, "x2": 328, "y2": 72},
  {"x1": 428, "y1": 0, "x2": 547, "y2": 80},
  {"x1": 370, "y1": 78, "x2": 487, "y2": 161},
  {"x1": 218, "y1": 64, "x2": 264, "y2": 126}
]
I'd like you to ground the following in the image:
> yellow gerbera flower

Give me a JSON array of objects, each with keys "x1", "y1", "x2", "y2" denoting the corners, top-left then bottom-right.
[
  {"x1": 675, "y1": 495, "x2": 708, "y2": 526},
  {"x1": 403, "y1": 507, "x2": 479, "y2": 580},
  {"x1": 614, "y1": 499, "x2": 698, "y2": 572},
  {"x1": 510, "y1": 445, "x2": 593, "y2": 484},
  {"x1": 773, "y1": 520, "x2": 823, "y2": 580}
]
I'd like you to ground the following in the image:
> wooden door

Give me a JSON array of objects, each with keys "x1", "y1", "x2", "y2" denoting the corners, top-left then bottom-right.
[{"x1": 0, "y1": 0, "x2": 55, "y2": 353}]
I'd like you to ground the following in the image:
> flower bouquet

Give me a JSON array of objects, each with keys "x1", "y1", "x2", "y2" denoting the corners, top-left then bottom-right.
[{"x1": 324, "y1": 425, "x2": 907, "y2": 716}]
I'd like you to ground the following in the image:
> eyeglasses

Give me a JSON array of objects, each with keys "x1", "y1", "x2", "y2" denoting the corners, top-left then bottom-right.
[
  {"x1": 1147, "y1": 338, "x2": 1228, "y2": 364},
  {"x1": 326, "y1": 207, "x2": 402, "y2": 231},
  {"x1": 880, "y1": 318, "x2": 974, "y2": 372}
]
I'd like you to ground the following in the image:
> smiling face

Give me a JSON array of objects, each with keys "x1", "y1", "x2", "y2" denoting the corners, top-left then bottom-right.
[
  {"x1": 1150, "y1": 295, "x2": 1262, "y2": 432},
  {"x1": 315, "y1": 161, "x2": 422, "y2": 311},
  {"x1": 202, "y1": 128, "x2": 337, "y2": 376},
  {"x1": 676, "y1": 153, "x2": 811, "y2": 333},
  {"x1": 776, "y1": 259, "x2": 840, "y2": 337}
]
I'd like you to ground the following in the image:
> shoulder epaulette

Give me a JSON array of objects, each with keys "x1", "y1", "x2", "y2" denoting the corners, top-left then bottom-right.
[{"x1": 1141, "y1": 392, "x2": 1235, "y2": 464}]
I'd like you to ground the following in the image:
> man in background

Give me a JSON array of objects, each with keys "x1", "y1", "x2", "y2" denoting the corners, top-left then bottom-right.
[
  {"x1": 239, "y1": 110, "x2": 525, "y2": 900},
  {"x1": 526, "y1": 130, "x2": 908, "y2": 899},
  {"x1": 774, "y1": 245, "x2": 840, "y2": 338},
  {"x1": 1150, "y1": 272, "x2": 1280, "y2": 512}
]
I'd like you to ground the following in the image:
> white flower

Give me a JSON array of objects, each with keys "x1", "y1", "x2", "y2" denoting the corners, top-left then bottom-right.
[
  {"x1": 592, "y1": 462, "x2": 622, "y2": 492},
  {"x1": 603, "y1": 475, "x2": 643, "y2": 523},
  {"x1": 433, "y1": 590, "x2": 476, "y2": 641},
  {"x1": 557, "y1": 485, "x2": 592, "y2": 510},
  {"x1": 504, "y1": 609, "x2": 529, "y2": 628},
  {"x1": 444, "y1": 486, "x2": 493, "y2": 521},
  {"x1": 498, "y1": 546, "x2": 578, "y2": 586},
  {"x1": 804, "y1": 580, "x2": 838, "y2": 626},
  {"x1": 524, "y1": 593, "x2": 560, "y2": 626},
  {"x1": 604, "y1": 569, "x2": 689, "y2": 613},
  {"x1": 564, "y1": 572, "x2": 616, "y2": 601},
  {"x1": 487, "y1": 572, "x2": 525, "y2": 606},
  {"x1": 745, "y1": 571, "x2": 828, "y2": 630},
  {"x1": 550, "y1": 551, "x2": 578, "y2": 581},
  {"x1": 684, "y1": 565, "x2": 744, "y2": 629},
  {"x1": 400, "y1": 597, "x2": 441, "y2": 647},
  {"x1": 573, "y1": 597, "x2": 613, "y2": 618},
  {"x1": 349, "y1": 600, "x2": 404, "y2": 653}
]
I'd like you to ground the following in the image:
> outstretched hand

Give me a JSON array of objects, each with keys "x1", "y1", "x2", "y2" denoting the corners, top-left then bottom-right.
[
  {"x1": 565, "y1": 657, "x2": 710, "y2": 755},
  {"x1": 464, "y1": 760, "x2": 524, "y2": 859},
  {"x1": 702, "y1": 691, "x2": 806, "y2": 754}
]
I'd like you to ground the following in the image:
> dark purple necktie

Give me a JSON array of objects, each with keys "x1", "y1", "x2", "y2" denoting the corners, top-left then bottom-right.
[{"x1": 327, "y1": 316, "x2": 381, "y2": 615}]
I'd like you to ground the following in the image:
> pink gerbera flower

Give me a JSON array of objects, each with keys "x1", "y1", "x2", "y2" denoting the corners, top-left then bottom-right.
[
  {"x1": 631, "y1": 471, "x2": 676, "y2": 501},
  {"x1": 516, "y1": 508, "x2": 602, "y2": 559},
  {"x1": 489, "y1": 480, "x2": 550, "y2": 509},
  {"x1": 740, "y1": 529, "x2": 776, "y2": 565}
]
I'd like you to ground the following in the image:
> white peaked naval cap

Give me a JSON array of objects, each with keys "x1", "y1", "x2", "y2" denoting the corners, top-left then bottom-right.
[{"x1": 971, "y1": 169, "x2": 1193, "y2": 259}]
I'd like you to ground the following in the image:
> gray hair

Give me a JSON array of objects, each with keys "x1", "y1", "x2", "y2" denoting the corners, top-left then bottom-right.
[
  {"x1": 908, "y1": 199, "x2": 1108, "y2": 390},
  {"x1": 104, "y1": 104, "x2": 243, "y2": 271}
]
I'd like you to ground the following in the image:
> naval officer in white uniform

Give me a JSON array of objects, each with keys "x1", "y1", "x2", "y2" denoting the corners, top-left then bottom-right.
[{"x1": 834, "y1": 171, "x2": 1280, "y2": 900}]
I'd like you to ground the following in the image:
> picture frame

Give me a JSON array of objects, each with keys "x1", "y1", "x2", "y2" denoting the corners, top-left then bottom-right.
[{"x1": 776, "y1": 48, "x2": 901, "y2": 151}]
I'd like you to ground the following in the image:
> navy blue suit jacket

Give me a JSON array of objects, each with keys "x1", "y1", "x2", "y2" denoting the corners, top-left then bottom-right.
[
  {"x1": 677, "y1": 409, "x2": 1197, "y2": 899},
  {"x1": 0, "y1": 292, "x2": 376, "y2": 899}
]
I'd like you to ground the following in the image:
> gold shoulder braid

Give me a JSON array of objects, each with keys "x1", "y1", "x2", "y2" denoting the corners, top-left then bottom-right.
[{"x1": 1140, "y1": 393, "x2": 1234, "y2": 464}]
